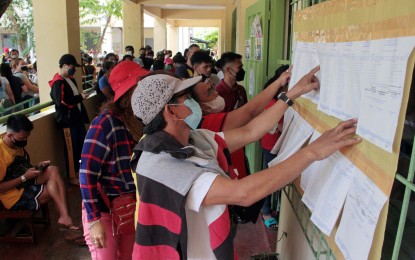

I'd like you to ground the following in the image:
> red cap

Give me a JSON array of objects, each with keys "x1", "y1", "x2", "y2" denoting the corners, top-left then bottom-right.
[
  {"x1": 4, "y1": 47, "x2": 9, "y2": 53},
  {"x1": 109, "y1": 61, "x2": 150, "y2": 102}
]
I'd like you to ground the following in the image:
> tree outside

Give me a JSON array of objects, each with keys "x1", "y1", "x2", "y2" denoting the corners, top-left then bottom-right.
[
  {"x1": 79, "y1": 0, "x2": 122, "y2": 57},
  {"x1": 193, "y1": 27, "x2": 219, "y2": 51},
  {"x1": 0, "y1": 0, "x2": 34, "y2": 57}
]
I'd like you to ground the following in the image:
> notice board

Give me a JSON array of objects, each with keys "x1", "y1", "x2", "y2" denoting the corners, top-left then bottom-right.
[{"x1": 290, "y1": 0, "x2": 415, "y2": 259}]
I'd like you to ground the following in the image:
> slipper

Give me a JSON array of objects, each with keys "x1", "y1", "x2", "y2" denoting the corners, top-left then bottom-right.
[
  {"x1": 58, "y1": 224, "x2": 83, "y2": 233},
  {"x1": 263, "y1": 217, "x2": 278, "y2": 230},
  {"x1": 65, "y1": 235, "x2": 87, "y2": 246}
]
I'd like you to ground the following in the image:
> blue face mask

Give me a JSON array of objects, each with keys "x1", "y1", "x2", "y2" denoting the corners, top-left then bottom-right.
[{"x1": 183, "y1": 98, "x2": 202, "y2": 130}]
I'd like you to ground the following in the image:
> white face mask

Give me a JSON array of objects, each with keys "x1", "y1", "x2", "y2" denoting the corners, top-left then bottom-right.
[{"x1": 203, "y1": 96, "x2": 225, "y2": 113}]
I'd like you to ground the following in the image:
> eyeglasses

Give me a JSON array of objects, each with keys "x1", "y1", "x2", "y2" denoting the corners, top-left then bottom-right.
[{"x1": 207, "y1": 84, "x2": 216, "y2": 96}]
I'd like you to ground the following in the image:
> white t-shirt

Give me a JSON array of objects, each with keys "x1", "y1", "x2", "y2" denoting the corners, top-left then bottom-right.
[{"x1": 185, "y1": 132, "x2": 229, "y2": 260}]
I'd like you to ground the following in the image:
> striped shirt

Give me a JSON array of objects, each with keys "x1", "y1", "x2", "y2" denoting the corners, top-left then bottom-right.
[{"x1": 80, "y1": 110, "x2": 136, "y2": 222}]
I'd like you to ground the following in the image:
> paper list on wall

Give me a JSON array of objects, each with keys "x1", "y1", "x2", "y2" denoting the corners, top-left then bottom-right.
[
  {"x1": 271, "y1": 107, "x2": 297, "y2": 154},
  {"x1": 317, "y1": 41, "x2": 367, "y2": 120},
  {"x1": 357, "y1": 36, "x2": 415, "y2": 152},
  {"x1": 268, "y1": 112, "x2": 314, "y2": 167},
  {"x1": 335, "y1": 170, "x2": 388, "y2": 260},
  {"x1": 300, "y1": 130, "x2": 320, "y2": 190},
  {"x1": 309, "y1": 153, "x2": 355, "y2": 236},
  {"x1": 301, "y1": 154, "x2": 335, "y2": 212},
  {"x1": 289, "y1": 42, "x2": 320, "y2": 104}
]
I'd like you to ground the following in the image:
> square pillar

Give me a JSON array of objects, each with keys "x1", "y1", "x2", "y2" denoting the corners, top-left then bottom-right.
[
  {"x1": 122, "y1": 1, "x2": 144, "y2": 50},
  {"x1": 154, "y1": 17, "x2": 167, "y2": 52},
  {"x1": 33, "y1": 0, "x2": 81, "y2": 103},
  {"x1": 167, "y1": 21, "x2": 179, "y2": 54}
]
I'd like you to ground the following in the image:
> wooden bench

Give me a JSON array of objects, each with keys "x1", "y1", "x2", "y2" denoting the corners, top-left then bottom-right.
[{"x1": 0, "y1": 203, "x2": 50, "y2": 244}]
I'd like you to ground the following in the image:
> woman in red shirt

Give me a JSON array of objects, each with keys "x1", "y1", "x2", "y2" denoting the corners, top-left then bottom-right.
[{"x1": 260, "y1": 65, "x2": 289, "y2": 229}]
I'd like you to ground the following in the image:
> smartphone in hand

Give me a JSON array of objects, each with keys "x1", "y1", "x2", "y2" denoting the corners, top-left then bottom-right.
[{"x1": 36, "y1": 163, "x2": 50, "y2": 172}]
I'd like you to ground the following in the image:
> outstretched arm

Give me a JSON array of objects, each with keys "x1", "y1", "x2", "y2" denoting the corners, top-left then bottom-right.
[
  {"x1": 203, "y1": 119, "x2": 361, "y2": 207},
  {"x1": 224, "y1": 66, "x2": 320, "y2": 153},
  {"x1": 222, "y1": 66, "x2": 292, "y2": 131}
]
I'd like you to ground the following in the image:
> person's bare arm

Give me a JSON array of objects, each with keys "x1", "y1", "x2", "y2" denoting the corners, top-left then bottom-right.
[
  {"x1": 203, "y1": 119, "x2": 361, "y2": 207},
  {"x1": 22, "y1": 77, "x2": 39, "y2": 93},
  {"x1": 0, "y1": 168, "x2": 40, "y2": 193},
  {"x1": 224, "y1": 66, "x2": 320, "y2": 153},
  {"x1": 223, "y1": 67, "x2": 292, "y2": 131}
]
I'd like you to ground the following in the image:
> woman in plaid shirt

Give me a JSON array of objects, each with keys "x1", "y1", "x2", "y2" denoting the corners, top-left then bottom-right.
[{"x1": 79, "y1": 61, "x2": 150, "y2": 260}]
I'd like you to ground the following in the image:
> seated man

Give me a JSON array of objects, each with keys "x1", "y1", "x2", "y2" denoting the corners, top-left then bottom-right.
[{"x1": 0, "y1": 115, "x2": 83, "y2": 243}]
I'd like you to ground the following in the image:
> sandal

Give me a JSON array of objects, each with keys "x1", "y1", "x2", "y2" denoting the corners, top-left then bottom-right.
[
  {"x1": 58, "y1": 223, "x2": 83, "y2": 233},
  {"x1": 263, "y1": 217, "x2": 278, "y2": 230},
  {"x1": 65, "y1": 235, "x2": 86, "y2": 246}
]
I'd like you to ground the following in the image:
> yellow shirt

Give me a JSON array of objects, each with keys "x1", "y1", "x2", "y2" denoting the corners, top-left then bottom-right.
[{"x1": 0, "y1": 138, "x2": 25, "y2": 208}]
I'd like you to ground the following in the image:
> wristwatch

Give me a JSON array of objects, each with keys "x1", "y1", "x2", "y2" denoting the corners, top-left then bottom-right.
[
  {"x1": 21, "y1": 175, "x2": 26, "y2": 183},
  {"x1": 278, "y1": 92, "x2": 294, "y2": 106}
]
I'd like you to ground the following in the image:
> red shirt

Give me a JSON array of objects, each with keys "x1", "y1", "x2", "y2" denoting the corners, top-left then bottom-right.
[
  {"x1": 216, "y1": 80, "x2": 248, "y2": 112},
  {"x1": 199, "y1": 113, "x2": 249, "y2": 179},
  {"x1": 260, "y1": 99, "x2": 283, "y2": 151}
]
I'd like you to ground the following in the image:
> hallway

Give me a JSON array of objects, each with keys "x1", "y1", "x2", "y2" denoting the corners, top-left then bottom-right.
[{"x1": 0, "y1": 182, "x2": 278, "y2": 260}]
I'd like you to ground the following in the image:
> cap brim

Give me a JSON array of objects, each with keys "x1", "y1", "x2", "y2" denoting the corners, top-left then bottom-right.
[
  {"x1": 73, "y1": 62, "x2": 82, "y2": 67},
  {"x1": 174, "y1": 76, "x2": 203, "y2": 94}
]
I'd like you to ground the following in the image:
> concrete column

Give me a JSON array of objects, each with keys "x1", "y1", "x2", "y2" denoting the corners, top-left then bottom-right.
[
  {"x1": 32, "y1": 0, "x2": 81, "y2": 103},
  {"x1": 153, "y1": 17, "x2": 167, "y2": 52},
  {"x1": 224, "y1": 0, "x2": 234, "y2": 53},
  {"x1": 122, "y1": 1, "x2": 143, "y2": 51},
  {"x1": 166, "y1": 21, "x2": 178, "y2": 54}
]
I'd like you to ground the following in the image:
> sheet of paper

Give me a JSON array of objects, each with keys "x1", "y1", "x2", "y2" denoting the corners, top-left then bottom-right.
[
  {"x1": 300, "y1": 130, "x2": 320, "y2": 190},
  {"x1": 270, "y1": 107, "x2": 297, "y2": 154},
  {"x1": 335, "y1": 170, "x2": 388, "y2": 260},
  {"x1": 317, "y1": 41, "x2": 366, "y2": 120},
  {"x1": 317, "y1": 41, "x2": 338, "y2": 115},
  {"x1": 269, "y1": 113, "x2": 314, "y2": 167},
  {"x1": 310, "y1": 153, "x2": 355, "y2": 236},
  {"x1": 301, "y1": 154, "x2": 335, "y2": 212},
  {"x1": 357, "y1": 36, "x2": 415, "y2": 152},
  {"x1": 289, "y1": 42, "x2": 320, "y2": 104}
]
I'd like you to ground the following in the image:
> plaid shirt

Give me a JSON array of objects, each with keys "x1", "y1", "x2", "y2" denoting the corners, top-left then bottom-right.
[{"x1": 80, "y1": 111, "x2": 136, "y2": 222}]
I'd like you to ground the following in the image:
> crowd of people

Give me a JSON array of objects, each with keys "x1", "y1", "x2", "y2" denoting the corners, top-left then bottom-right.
[
  {"x1": 0, "y1": 44, "x2": 362, "y2": 259},
  {"x1": 0, "y1": 48, "x2": 39, "y2": 115}
]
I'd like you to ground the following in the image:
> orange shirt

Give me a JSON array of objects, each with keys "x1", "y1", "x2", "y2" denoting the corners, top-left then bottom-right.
[{"x1": 0, "y1": 138, "x2": 24, "y2": 208}]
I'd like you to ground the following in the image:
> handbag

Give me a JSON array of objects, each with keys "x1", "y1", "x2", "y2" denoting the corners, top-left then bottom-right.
[
  {"x1": 98, "y1": 184, "x2": 136, "y2": 236},
  {"x1": 96, "y1": 115, "x2": 136, "y2": 236},
  {"x1": 4, "y1": 150, "x2": 33, "y2": 189}
]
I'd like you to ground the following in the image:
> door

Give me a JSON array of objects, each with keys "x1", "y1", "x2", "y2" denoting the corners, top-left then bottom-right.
[
  {"x1": 243, "y1": 0, "x2": 287, "y2": 173},
  {"x1": 243, "y1": 0, "x2": 270, "y2": 173}
]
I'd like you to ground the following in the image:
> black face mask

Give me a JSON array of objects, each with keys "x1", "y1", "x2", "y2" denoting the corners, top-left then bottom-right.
[
  {"x1": 231, "y1": 68, "x2": 245, "y2": 82},
  {"x1": 12, "y1": 138, "x2": 27, "y2": 148},
  {"x1": 201, "y1": 74, "x2": 208, "y2": 82},
  {"x1": 68, "y1": 68, "x2": 76, "y2": 77}
]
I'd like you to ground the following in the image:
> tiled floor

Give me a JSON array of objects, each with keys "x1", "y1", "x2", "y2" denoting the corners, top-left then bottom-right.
[{"x1": 0, "y1": 183, "x2": 278, "y2": 260}]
